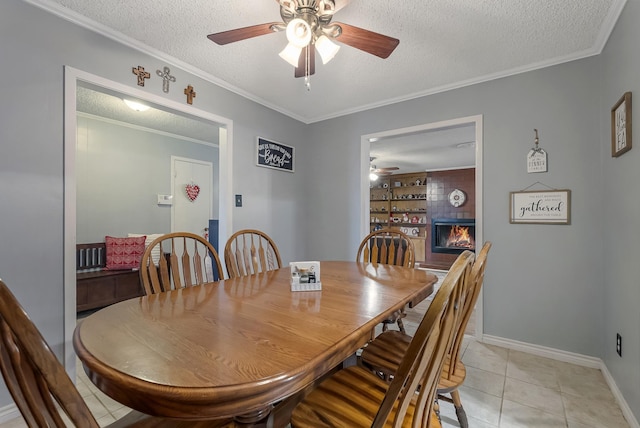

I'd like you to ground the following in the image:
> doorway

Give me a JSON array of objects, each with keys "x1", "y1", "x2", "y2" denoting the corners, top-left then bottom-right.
[
  {"x1": 360, "y1": 114, "x2": 484, "y2": 339},
  {"x1": 63, "y1": 66, "x2": 234, "y2": 373}
]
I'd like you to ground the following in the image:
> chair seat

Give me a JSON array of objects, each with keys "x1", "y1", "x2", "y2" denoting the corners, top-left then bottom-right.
[
  {"x1": 290, "y1": 366, "x2": 440, "y2": 428},
  {"x1": 437, "y1": 356, "x2": 466, "y2": 393},
  {"x1": 359, "y1": 328, "x2": 468, "y2": 393}
]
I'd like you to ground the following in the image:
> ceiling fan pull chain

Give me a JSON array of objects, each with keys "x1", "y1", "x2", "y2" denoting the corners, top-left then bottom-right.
[{"x1": 305, "y1": 46, "x2": 311, "y2": 91}]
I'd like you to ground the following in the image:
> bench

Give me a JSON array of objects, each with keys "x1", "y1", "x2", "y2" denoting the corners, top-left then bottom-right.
[{"x1": 76, "y1": 243, "x2": 144, "y2": 313}]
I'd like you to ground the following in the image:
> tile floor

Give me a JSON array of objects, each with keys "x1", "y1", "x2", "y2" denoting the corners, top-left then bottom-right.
[{"x1": 0, "y1": 270, "x2": 632, "y2": 427}]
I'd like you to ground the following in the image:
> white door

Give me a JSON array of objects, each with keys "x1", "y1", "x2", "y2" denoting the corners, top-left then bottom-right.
[{"x1": 172, "y1": 156, "x2": 213, "y2": 238}]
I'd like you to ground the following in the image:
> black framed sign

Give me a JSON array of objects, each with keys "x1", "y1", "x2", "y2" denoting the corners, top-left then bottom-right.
[{"x1": 256, "y1": 137, "x2": 294, "y2": 172}]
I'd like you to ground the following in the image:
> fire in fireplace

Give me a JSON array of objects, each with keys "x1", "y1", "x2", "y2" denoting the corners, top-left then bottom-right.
[{"x1": 431, "y1": 218, "x2": 476, "y2": 254}]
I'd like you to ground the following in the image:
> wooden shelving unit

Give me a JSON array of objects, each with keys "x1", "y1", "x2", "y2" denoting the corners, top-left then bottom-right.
[{"x1": 369, "y1": 172, "x2": 428, "y2": 262}]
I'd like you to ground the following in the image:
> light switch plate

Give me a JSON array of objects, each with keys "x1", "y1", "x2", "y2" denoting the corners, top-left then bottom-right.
[{"x1": 235, "y1": 194, "x2": 242, "y2": 207}]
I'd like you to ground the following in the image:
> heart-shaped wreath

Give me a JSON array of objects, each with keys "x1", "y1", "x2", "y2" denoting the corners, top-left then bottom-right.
[{"x1": 185, "y1": 183, "x2": 200, "y2": 202}]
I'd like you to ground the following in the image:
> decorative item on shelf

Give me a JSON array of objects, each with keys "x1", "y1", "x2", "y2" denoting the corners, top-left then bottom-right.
[
  {"x1": 402, "y1": 213, "x2": 409, "y2": 222},
  {"x1": 132, "y1": 65, "x2": 150, "y2": 87},
  {"x1": 527, "y1": 129, "x2": 548, "y2": 173},
  {"x1": 411, "y1": 227, "x2": 419, "y2": 236},
  {"x1": 611, "y1": 92, "x2": 632, "y2": 157},
  {"x1": 448, "y1": 188, "x2": 466, "y2": 207},
  {"x1": 184, "y1": 84, "x2": 196, "y2": 105},
  {"x1": 156, "y1": 66, "x2": 176, "y2": 93},
  {"x1": 415, "y1": 179, "x2": 421, "y2": 185},
  {"x1": 411, "y1": 216, "x2": 419, "y2": 224}
]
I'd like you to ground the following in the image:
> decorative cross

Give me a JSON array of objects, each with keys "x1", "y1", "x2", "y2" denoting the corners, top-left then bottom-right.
[
  {"x1": 184, "y1": 85, "x2": 196, "y2": 105},
  {"x1": 156, "y1": 66, "x2": 176, "y2": 93},
  {"x1": 132, "y1": 66, "x2": 150, "y2": 87}
]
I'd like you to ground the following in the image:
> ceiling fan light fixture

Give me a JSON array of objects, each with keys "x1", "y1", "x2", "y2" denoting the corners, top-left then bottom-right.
[
  {"x1": 315, "y1": 35, "x2": 340, "y2": 64},
  {"x1": 279, "y1": 43, "x2": 303, "y2": 67},
  {"x1": 369, "y1": 172, "x2": 379, "y2": 181},
  {"x1": 285, "y1": 18, "x2": 312, "y2": 48},
  {"x1": 123, "y1": 99, "x2": 149, "y2": 112}
]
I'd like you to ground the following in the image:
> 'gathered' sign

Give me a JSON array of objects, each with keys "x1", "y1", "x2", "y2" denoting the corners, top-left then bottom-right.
[{"x1": 509, "y1": 189, "x2": 571, "y2": 224}]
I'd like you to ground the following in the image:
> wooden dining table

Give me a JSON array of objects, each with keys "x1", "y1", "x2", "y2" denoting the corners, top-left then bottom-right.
[{"x1": 73, "y1": 261, "x2": 437, "y2": 426}]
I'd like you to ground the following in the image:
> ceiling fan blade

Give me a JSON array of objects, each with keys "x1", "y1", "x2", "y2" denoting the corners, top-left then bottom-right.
[
  {"x1": 294, "y1": 44, "x2": 316, "y2": 78},
  {"x1": 377, "y1": 167, "x2": 399, "y2": 171},
  {"x1": 333, "y1": 22, "x2": 399, "y2": 59},
  {"x1": 207, "y1": 23, "x2": 281, "y2": 45},
  {"x1": 334, "y1": 0, "x2": 351, "y2": 13}
]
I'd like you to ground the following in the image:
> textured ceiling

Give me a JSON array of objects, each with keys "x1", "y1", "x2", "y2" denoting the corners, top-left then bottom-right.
[{"x1": 29, "y1": 0, "x2": 625, "y2": 124}]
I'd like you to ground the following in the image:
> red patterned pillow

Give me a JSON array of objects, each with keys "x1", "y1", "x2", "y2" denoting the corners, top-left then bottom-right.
[{"x1": 104, "y1": 236, "x2": 146, "y2": 270}]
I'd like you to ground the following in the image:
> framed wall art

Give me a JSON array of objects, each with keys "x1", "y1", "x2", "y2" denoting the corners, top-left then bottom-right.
[
  {"x1": 509, "y1": 189, "x2": 571, "y2": 225},
  {"x1": 611, "y1": 92, "x2": 632, "y2": 157},
  {"x1": 256, "y1": 137, "x2": 294, "y2": 172}
]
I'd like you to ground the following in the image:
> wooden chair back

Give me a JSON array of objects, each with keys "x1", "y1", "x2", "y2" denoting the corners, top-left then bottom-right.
[
  {"x1": 444, "y1": 241, "x2": 492, "y2": 380},
  {"x1": 0, "y1": 279, "x2": 100, "y2": 427},
  {"x1": 224, "y1": 229, "x2": 282, "y2": 278},
  {"x1": 357, "y1": 229, "x2": 415, "y2": 268},
  {"x1": 139, "y1": 232, "x2": 224, "y2": 295},
  {"x1": 372, "y1": 250, "x2": 474, "y2": 427}
]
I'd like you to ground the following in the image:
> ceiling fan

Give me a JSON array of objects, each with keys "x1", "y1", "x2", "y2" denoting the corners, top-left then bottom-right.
[
  {"x1": 369, "y1": 157, "x2": 398, "y2": 180},
  {"x1": 207, "y1": 0, "x2": 400, "y2": 79}
]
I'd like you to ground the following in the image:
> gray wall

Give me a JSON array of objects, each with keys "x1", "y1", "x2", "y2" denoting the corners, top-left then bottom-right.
[
  {"x1": 76, "y1": 115, "x2": 219, "y2": 243},
  {"x1": 306, "y1": 58, "x2": 605, "y2": 357},
  {"x1": 0, "y1": 0, "x2": 307, "y2": 408},
  {"x1": 2, "y1": 0, "x2": 640, "y2": 422},
  {"x1": 601, "y1": 0, "x2": 640, "y2": 417}
]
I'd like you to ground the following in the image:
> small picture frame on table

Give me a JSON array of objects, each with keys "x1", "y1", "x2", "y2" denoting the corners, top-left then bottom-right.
[{"x1": 611, "y1": 92, "x2": 632, "y2": 157}]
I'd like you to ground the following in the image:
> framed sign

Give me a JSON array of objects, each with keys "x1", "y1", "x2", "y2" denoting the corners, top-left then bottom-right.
[
  {"x1": 509, "y1": 189, "x2": 571, "y2": 224},
  {"x1": 256, "y1": 137, "x2": 294, "y2": 172},
  {"x1": 611, "y1": 92, "x2": 632, "y2": 157}
]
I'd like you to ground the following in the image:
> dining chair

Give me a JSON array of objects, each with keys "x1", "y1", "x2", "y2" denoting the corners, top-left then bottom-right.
[
  {"x1": 139, "y1": 231, "x2": 224, "y2": 295},
  {"x1": 290, "y1": 250, "x2": 474, "y2": 428},
  {"x1": 0, "y1": 279, "x2": 232, "y2": 428},
  {"x1": 357, "y1": 229, "x2": 416, "y2": 334},
  {"x1": 359, "y1": 242, "x2": 492, "y2": 428},
  {"x1": 224, "y1": 229, "x2": 282, "y2": 278}
]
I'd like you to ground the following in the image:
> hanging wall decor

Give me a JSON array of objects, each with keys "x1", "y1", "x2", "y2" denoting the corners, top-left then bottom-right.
[
  {"x1": 156, "y1": 66, "x2": 176, "y2": 93},
  {"x1": 184, "y1": 85, "x2": 196, "y2": 105},
  {"x1": 611, "y1": 92, "x2": 632, "y2": 157},
  {"x1": 132, "y1": 65, "x2": 151, "y2": 87},
  {"x1": 185, "y1": 183, "x2": 200, "y2": 202},
  {"x1": 527, "y1": 129, "x2": 548, "y2": 173}
]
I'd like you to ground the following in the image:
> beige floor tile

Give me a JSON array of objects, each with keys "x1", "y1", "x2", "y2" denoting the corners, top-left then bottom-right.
[
  {"x1": 500, "y1": 399, "x2": 567, "y2": 428},
  {"x1": 462, "y1": 341, "x2": 509, "y2": 376},
  {"x1": 503, "y1": 377, "x2": 565, "y2": 417},
  {"x1": 461, "y1": 365, "x2": 506, "y2": 397},
  {"x1": 563, "y1": 392, "x2": 629, "y2": 427},
  {"x1": 507, "y1": 350, "x2": 560, "y2": 390},
  {"x1": 456, "y1": 385, "x2": 502, "y2": 426}
]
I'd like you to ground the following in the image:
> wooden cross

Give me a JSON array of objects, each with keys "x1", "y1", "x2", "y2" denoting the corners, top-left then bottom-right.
[
  {"x1": 184, "y1": 85, "x2": 196, "y2": 105},
  {"x1": 132, "y1": 66, "x2": 150, "y2": 87},
  {"x1": 156, "y1": 66, "x2": 176, "y2": 93}
]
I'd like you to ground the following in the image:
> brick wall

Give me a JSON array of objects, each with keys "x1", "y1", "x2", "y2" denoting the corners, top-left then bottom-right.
[{"x1": 421, "y1": 168, "x2": 476, "y2": 269}]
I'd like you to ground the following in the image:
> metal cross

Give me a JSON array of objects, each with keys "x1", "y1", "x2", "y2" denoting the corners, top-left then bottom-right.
[
  {"x1": 184, "y1": 85, "x2": 196, "y2": 105},
  {"x1": 132, "y1": 66, "x2": 150, "y2": 87},
  {"x1": 156, "y1": 66, "x2": 176, "y2": 93}
]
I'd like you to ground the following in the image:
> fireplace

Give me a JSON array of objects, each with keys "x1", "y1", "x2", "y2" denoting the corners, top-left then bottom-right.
[{"x1": 431, "y1": 218, "x2": 476, "y2": 254}]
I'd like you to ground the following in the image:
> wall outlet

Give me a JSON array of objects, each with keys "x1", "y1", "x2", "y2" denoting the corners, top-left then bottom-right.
[
  {"x1": 616, "y1": 333, "x2": 622, "y2": 357},
  {"x1": 235, "y1": 194, "x2": 242, "y2": 207}
]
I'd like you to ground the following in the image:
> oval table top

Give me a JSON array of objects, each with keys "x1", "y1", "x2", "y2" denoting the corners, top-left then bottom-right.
[{"x1": 73, "y1": 261, "x2": 437, "y2": 421}]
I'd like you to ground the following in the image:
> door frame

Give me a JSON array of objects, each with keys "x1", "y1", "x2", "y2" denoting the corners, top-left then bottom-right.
[
  {"x1": 360, "y1": 114, "x2": 484, "y2": 339},
  {"x1": 63, "y1": 66, "x2": 234, "y2": 373}
]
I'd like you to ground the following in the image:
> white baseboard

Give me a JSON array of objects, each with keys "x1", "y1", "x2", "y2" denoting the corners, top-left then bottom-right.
[
  {"x1": 0, "y1": 403, "x2": 20, "y2": 424},
  {"x1": 482, "y1": 334, "x2": 639, "y2": 428}
]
